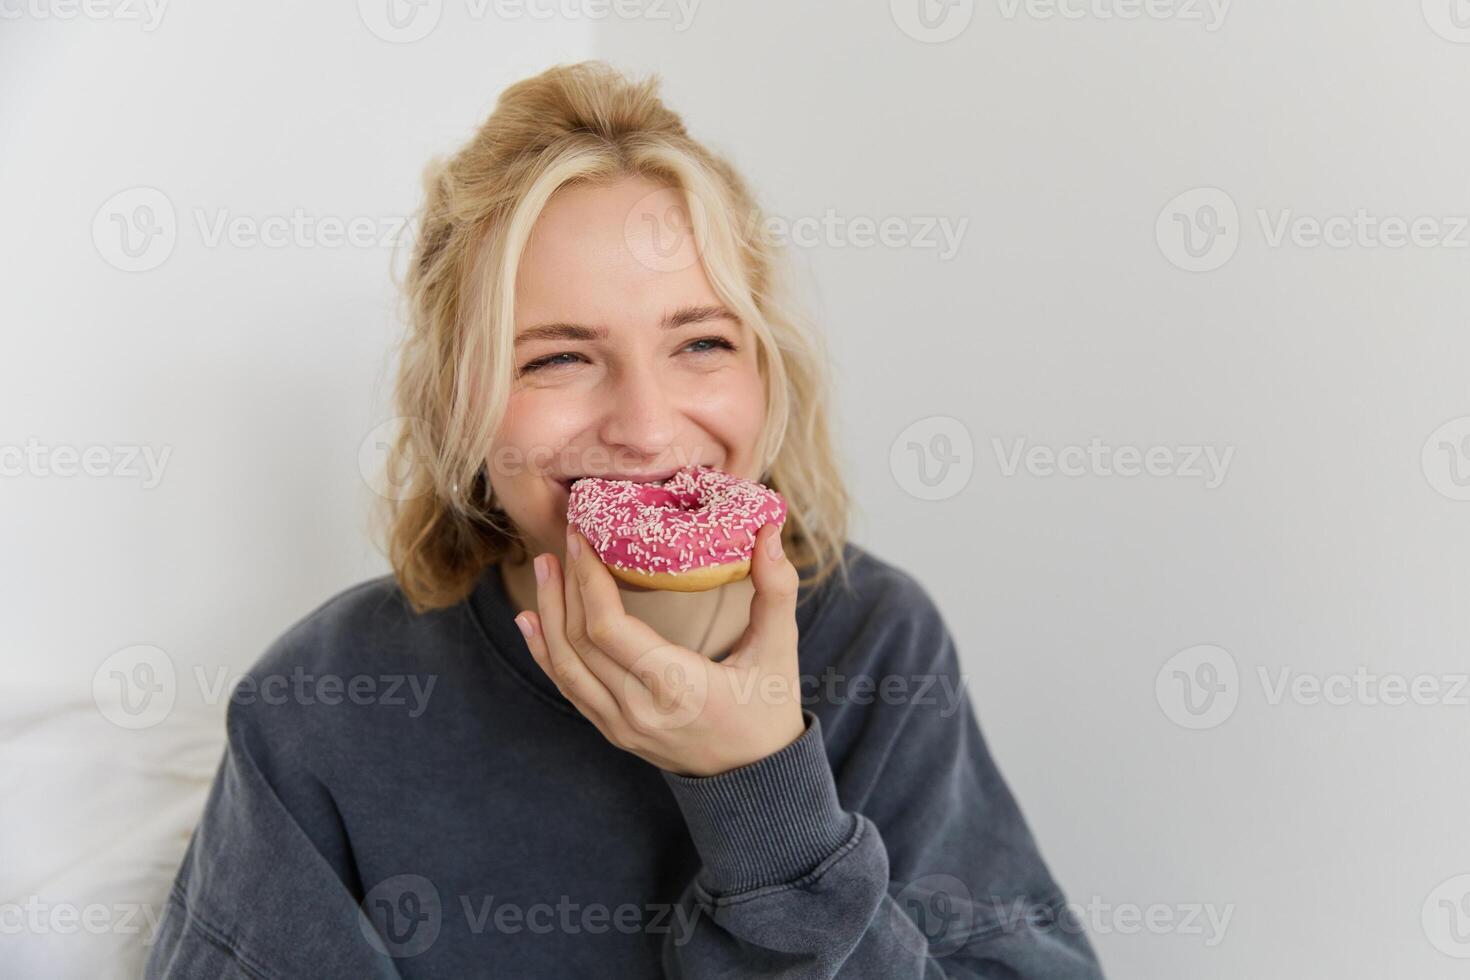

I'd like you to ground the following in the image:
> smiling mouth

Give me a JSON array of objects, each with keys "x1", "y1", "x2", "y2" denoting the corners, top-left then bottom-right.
[{"x1": 554, "y1": 471, "x2": 680, "y2": 493}]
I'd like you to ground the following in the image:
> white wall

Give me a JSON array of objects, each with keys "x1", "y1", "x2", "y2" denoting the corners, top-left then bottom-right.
[
  {"x1": 1, "y1": 5, "x2": 593, "y2": 977},
  {"x1": 1, "y1": 3, "x2": 592, "y2": 699},
  {"x1": 4, "y1": 2, "x2": 1469, "y2": 977},
  {"x1": 594, "y1": 4, "x2": 1469, "y2": 979}
]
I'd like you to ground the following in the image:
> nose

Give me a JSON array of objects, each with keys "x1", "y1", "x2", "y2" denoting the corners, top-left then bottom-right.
[{"x1": 597, "y1": 360, "x2": 678, "y2": 458}]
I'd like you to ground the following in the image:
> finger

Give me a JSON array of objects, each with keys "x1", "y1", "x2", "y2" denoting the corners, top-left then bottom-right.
[
  {"x1": 560, "y1": 531, "x2": 645, "y2": 694},
  {"x1": 736, "y1": 522, "x2": 800, "y2": 664},
  {"x1": 562, "y1": 531, "x2": 588, "y2": 651},
  {"x1": 565, "y1": 528, "x2": 666, "y2": 669},
  {"x1": 532, "y1": 552, "x2": 621, "y2": 725},
  {"x1": 565, "y1": 530, "x2": 708, "y2": 717},
  {"x1": 515, "y1": 609, "x2": 561, "y2": 682}
]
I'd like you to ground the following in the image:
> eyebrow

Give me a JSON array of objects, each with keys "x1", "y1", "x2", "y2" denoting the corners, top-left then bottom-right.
[{"x1": 513, "y1": 304, "x2": 738, "y2": 347}]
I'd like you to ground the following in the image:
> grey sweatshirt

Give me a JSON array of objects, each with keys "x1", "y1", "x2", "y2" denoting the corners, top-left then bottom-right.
[{"x1": 144, "y1": 542, "x2": 1105, "y2": 978}]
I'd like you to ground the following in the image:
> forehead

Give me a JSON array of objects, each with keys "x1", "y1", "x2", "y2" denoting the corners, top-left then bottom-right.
[{"x1": 514, "y1": 177, "x2": 720, "y2": 330}]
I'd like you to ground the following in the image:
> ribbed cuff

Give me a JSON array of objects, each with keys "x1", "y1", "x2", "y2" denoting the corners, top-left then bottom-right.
[{"x1": 660, "y1": 709, "x2": 858, "y2": 896}]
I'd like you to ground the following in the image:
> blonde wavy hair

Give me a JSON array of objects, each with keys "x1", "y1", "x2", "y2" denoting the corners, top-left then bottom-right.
[{"x1": 373, "y1": 60, "x2": 853, "y2": 614}]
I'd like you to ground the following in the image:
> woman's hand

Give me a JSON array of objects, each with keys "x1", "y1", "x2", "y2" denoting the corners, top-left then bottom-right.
[{"x1": 513, "y1": 522, "x2": 806, "y2": 777}]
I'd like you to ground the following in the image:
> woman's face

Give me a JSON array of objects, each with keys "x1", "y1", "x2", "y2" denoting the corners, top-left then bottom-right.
[{"x1": 486, "y1": 176, "x2": 767, "y2": 563}]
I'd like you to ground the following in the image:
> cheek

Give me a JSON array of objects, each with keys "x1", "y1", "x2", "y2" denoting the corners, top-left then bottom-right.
[
  {"x1": 688, "y1": 364, "x2": 766, "y2": 441},
  {"x1": 491, "y1": 392, "x2": 585, "y2": 483},
  {"x1": 502, "y1": 389, "x2": 566, "y2": 437}
]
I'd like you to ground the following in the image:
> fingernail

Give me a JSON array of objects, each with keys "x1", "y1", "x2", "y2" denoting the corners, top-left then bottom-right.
[
  {"x1": 767, "y1": 525, "x2": 784, "y2": 560},
  {"x1": 515, "y1": 614, "x2": 534, "y2": 640},
  {"x1": 534, "y1": 555, "x2": 548, "y2": 585},
  {"x1": 567, "y1": 531, "x2": 582, "y2": 561}
]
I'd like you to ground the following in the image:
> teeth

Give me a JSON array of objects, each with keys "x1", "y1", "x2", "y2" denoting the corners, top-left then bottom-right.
[{"x1": 561, "y1": 473, "x2": 673, "y2": 488}]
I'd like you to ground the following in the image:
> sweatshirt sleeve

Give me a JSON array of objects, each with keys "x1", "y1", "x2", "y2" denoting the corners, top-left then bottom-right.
[
  {"x1": 144, "y1": 688, "x2": 406, "y2": 979},
  {"x1": 657, "y1": 626, "x2": 1105, "y2": 978}
]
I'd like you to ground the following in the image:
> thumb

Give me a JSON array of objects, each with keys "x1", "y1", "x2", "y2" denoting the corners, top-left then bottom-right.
[{"x1": 736, "y1": 522, "x2": 799, "y2": 664}]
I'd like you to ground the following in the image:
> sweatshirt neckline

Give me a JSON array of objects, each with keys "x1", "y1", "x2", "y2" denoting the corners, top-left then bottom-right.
[{"x1": 467, "y1": 551, "x2": 845, "y2": 716}]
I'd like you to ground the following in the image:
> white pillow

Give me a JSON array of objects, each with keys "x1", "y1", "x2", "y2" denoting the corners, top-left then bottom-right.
[{"x1": 0, "y1": 684, "x2": 225, "y2": 979}]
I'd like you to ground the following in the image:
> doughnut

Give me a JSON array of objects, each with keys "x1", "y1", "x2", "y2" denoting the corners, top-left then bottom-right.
[{"x1": 565, "y1": 465, "x2": 787, "y2": 592}]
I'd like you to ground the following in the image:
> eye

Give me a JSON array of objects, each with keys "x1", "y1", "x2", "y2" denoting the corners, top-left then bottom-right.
[
  {"x1": 683, "y1": 336, "x2": 738, "y2": 356},
  {"x1": 518, "y1": 351, "x2": 585, "y2": 375},
  {"x1": 517, "y1": 336, "x2": 737, "y2": 376}
]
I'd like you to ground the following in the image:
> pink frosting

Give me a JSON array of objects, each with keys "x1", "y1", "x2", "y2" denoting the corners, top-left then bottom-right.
[{"x1": 566, "y1": 465, "x2": 787, "y2": 576}]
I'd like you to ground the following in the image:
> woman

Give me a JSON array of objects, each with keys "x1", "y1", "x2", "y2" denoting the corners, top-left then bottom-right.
[{"x1": 146, "y1": 61, "x2": 1105, "y2": 978}]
